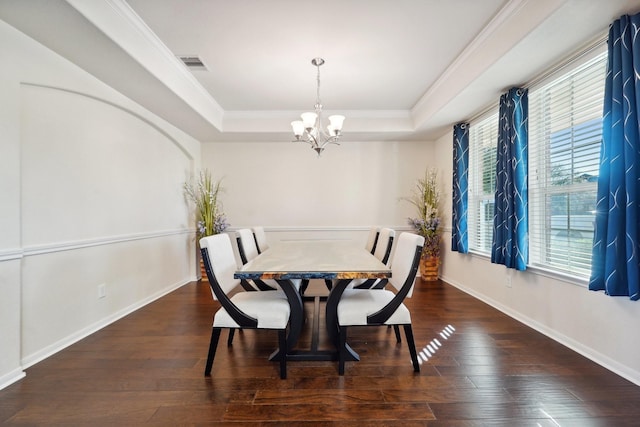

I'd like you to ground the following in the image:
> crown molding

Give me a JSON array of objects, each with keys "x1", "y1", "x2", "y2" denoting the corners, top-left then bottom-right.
[
  {"x1": 65, "y1": 0, "x2": 224, "y2": 130},
  {"x1": 411, "y1": 0, "x2": 565, "y2": 127}
]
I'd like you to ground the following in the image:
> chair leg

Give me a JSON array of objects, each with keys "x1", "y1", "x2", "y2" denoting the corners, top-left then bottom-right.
[
  {"x1": 227, "y1": 329, "x2": 235, "y2": 346},
  {"x1": 278, "y1": 329, "x2": 287, "y2": 379},
  {"x1": 205, "y1": 328, "x2": 222, "y2": 376},
  {"x1": 403, "y1": 324, "x2": 420, "y2": 372},
  {"x1": 393, "y1": 325, "x2": 401, "y2": 343},
  {"x1": 338, "y1": 326, "x2": 347, "y2": 375}
]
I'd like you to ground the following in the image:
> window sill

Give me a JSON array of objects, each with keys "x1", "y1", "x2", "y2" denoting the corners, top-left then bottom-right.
[{"x1": 463, "y1": 249, "x2": 589, "y2": 288}]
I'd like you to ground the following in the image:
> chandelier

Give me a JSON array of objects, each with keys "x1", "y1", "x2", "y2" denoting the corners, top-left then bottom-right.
[{"x1": 291, "y1": 58, "x2": 345, "y2": 156}]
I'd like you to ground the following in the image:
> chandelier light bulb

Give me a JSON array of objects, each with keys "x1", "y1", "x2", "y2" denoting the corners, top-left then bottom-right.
[
  {"x1": 291, "y1": 120, "x2": 304, "y2": 139},
  {"x1": 300, "y1": 112, "x2": 318, "y2": 130},
  {"x1": 328, "y1": 115, "x2": 345, "y2": 132}
]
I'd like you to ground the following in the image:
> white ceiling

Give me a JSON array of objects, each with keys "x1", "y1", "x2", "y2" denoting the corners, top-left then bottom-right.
[{"x1": 2, "y1": 0, "x2": 640, "y2": 142}]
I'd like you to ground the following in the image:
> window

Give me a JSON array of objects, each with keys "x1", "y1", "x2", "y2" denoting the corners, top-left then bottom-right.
[
  {"x1": 528, "y1": 51, "x2": 606, "y2": 277},
  {"x1": 467, "y1": 48, "x2": 606, "y2": 278},
  {"x1": 468, "y1": 113, "x2": 498, "y2": 253}
]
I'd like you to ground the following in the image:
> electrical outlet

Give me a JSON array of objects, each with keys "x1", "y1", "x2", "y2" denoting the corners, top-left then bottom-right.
[
  {"x1": 98, "y1": 283, "x2": 106, "y2": 299},
  {"x1": 505, "y1": 275, "x2": 512, "y2": 288}
]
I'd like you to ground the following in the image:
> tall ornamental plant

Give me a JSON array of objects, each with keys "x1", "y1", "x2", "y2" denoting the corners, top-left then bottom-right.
[
  {"x1": 404, "y1": 168, "x2": 442, "y2": 281},
  {"x1": 183, "y1": 169, "x2": 229, "y2": 238}
]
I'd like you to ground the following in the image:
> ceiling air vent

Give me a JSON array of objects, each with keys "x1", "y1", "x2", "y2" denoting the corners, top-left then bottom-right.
[{"x1": 178, "y1": 55, "x2": 207, "y2": 70}]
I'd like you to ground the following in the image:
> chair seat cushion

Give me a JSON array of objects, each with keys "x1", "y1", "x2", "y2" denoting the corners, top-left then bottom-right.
[
  {"x1": 214, "y1": 290, "x2": 290, "y2": 329},
  {"x1": 337, "y1": 289, "x2": 411, "y2": 326}
]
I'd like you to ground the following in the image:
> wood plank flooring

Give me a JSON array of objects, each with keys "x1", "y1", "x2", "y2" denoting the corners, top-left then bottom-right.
[{"x1": 1, "y1": 278, "x2": 639, "y2": 425}]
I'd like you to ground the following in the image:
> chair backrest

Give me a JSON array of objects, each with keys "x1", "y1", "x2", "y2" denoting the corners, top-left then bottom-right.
[
  {"x1": 252, "y1": 226, "x2": 269, "y2": 253},
  {"x1": 388, "y1": 232, "x2": 424, "y2": 298},
  {"x1": 200, "y1": 233, "x2": 258, "y2": 328},
  {"x1": 373, "y1": 228, "x2": 395, "y2": 265},
  {"x1": 200, "y1": 234, "x2": 241, "y2": 300},
  {"x1": 236, "y1": 228, "x2": 260, "y2": 264},
  {"x1": 365, "y1": 227, "x2": 379, "y2": 254},
  {"x1": 366, "y1": 232, "x2": 423, "y2": 325}
]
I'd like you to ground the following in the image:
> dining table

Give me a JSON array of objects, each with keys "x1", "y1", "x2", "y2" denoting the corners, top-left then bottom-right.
[{"x1": 234, "y1": 239, "x2": 392, "y2": 362}]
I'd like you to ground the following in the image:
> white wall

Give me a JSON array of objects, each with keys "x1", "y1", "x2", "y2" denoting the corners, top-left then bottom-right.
[
  {"x1": 433, "y1": 130, "x2": 640, "y2": 386},
  {"x1": 202, "y1": 139, "x2": 437, "y2": 242},
  {"x1": 0, "y1": 19, "x2": 199, "y2": 389}
]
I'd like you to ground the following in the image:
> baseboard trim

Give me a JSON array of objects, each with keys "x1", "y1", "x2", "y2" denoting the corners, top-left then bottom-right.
[
  {"x1": 440, "y1": 274, "x2": 640, "y2": 387},
  {"x1": 0, "y1": 368, "x2": 26, "y2": 391},
  {"x1": 21, "y1": 279, "x2": 189, "y2": 370}
]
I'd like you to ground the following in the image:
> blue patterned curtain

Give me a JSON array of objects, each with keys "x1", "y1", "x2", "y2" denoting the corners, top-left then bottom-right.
[
  {"x1": 589, "y1": 13, "x2": 640, "y2": 301},
  {"x1": 491, "y1": 88, "x2": 528, "y2": 270},
  {"x1": 452, "y1": 122, "x2": 469, "y2": 253}
]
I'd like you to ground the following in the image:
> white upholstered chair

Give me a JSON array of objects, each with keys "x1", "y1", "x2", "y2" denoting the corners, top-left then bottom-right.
[
  {"x1": 236, "y1": 228, "x2": 276, "y2": 291},
  {"x1": 336, "y1": 232, "x2": 424, "y2": 375},
  {"x1": 236, "y1": 228, "x2": 260, "y2": 265},
  {"x1": 200, "y1": 233, "x2": 290, "y2": 379},
  {"x1": 351, "y1": 227, "x2": 395, "y2": 290},
  {"x1": 372, "y1": 227, "x2": 395, "y2": 265},
  {"x1": 365, "y1": 227, "x2": 380, "y2": 254},
  {"x1": 236, "y1": 228, "x2": 303, "y2": 293},
  {"x1": 252, "y1": 226, "x2": 269, "y2": 253}
]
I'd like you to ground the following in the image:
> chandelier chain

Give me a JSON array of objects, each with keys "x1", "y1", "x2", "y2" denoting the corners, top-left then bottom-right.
[{"x1": 315, "y1": 62, "x2": 322, "y2": 110}]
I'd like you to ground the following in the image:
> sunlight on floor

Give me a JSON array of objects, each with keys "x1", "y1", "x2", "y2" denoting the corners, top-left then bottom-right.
[{"x1": 417, "y1": 324, "x2": 456, "y2": 365}]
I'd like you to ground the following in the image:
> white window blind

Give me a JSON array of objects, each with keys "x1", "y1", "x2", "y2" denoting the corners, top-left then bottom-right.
[
  {"x1": 528, "y1": 51, "x2": 607, "y2": 277},
  {"x1": 468, "y1": 112, "x2": 498, "y2": 254}
]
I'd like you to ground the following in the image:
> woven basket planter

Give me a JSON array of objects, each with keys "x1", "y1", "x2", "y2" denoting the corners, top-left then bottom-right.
[
  {"x1": 420, "y1": 254, "x2": 440, "y2": 281},
  {"x1": 200, "y1": 258, "x2": 208, "y2": 282}
]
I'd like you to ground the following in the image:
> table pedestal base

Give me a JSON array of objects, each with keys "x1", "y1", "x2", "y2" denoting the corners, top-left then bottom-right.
[{"x1": 268, "y1": 292, "x2": 359, "y2": 362}]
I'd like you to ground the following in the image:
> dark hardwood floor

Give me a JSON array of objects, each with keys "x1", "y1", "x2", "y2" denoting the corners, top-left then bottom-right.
[{"x1": 1, "y1": 278, "x2": 639, "y2": 426}]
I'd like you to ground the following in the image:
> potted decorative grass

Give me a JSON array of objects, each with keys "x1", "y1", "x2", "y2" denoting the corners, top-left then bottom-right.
[
  {"x1": 184, "y1": 169, "x2": 229, "y2": 280},
  {"x1": 404, "y1": 168, "x2": 441, "y2": 281}
]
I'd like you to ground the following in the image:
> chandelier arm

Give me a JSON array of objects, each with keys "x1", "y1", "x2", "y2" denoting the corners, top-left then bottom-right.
[
  {"x1": 305, "y1": 133, "x2": 318, "y2": 148},
  {"x1": 320, "y1": 137, "x2": 340, "y2": 149}
]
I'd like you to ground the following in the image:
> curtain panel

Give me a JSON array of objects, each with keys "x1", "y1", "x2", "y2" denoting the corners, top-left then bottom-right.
[
  {"x1": 452, "y1": 122, "x2": 469, "y2": 253},
  {"x1": 589, "y1": 13, "x2": 640, "y2": 301},
  {"x1": 491, "y1": 87, "x2": 529, "y2": 271}
]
